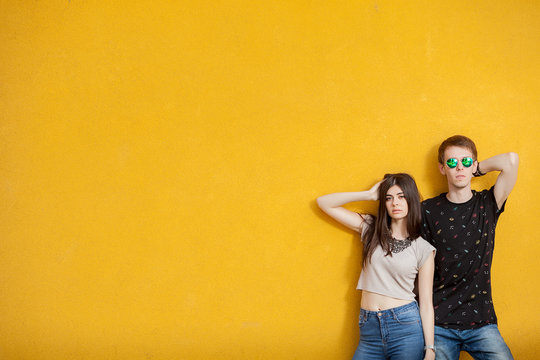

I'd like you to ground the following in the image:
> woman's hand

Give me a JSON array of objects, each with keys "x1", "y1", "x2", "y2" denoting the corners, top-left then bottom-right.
[
  {"x1": 368, "y1": 180, "x2": 382, "y2": 201},
  {"x1": 423, "y1": 349, "x2": 435, "y2": 360}
]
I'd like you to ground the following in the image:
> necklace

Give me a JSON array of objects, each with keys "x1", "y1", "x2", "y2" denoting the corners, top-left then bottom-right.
[{"x1": 390, "y1": 236, "x2": 412, "y2": 253}]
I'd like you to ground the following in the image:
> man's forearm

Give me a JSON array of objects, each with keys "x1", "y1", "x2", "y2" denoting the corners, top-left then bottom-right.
[{"x1": 478, "y1": 152, "x2": 519, "y2": 174}]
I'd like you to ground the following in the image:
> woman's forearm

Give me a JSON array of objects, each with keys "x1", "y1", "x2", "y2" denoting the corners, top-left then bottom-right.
[
  {"x1": 317, "y1": 180, "x2": 380, "y2": 210},
  {"x1": 316, "y1": 190, "x2": 376, "y2": 209},
  {"x1": 419, "y1": 302, "x2": 435, "y2": 358}
]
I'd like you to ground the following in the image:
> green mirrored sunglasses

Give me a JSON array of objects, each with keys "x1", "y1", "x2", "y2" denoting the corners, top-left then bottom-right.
[{"x1": 446, "y1": 157, "x2": 474, "y2": 168}]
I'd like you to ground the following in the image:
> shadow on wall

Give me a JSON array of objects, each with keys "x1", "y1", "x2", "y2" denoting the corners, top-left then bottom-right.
[
  {"x1": 311, "y1": 143, "x2": 463, "y2": 358},
  {"x1": 422, "y1": 142, "x2": 449, "y2": 198},
  {"x1": 311, "y1": 199, "x2": 363, "y2": 356},
  {"x1": 313, "y1": 142, "x2": 530, "y2": 359}
]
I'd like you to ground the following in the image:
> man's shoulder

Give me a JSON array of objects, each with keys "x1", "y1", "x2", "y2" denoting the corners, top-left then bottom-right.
[
  {"x1": 474, "y1": 186, "x2": 503, "y2": 212},
  {"x1": 421, "y1": 193, "x2": 445, "y2": 208},
  {"x1": 474, "y1": 186, "x2": 495, "y2": 198}
]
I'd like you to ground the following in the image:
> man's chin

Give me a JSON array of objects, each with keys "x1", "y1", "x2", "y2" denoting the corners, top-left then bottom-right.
[{"x1": 451, "y1": 181, "x2": 470, "y2": 189}]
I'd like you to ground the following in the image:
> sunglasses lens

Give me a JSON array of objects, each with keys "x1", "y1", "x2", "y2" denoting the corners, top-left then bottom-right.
[
  {"x1": 446, "y1": 158, "x2": 458, "y2": 168},
  {"x1": 462, "y1": 157, "x2": 473, "y2": 167}
]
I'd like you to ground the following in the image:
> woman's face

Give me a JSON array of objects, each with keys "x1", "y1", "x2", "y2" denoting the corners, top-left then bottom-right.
[{"x1": 385, "y1": 185, "x2": 408, "y2": 220}]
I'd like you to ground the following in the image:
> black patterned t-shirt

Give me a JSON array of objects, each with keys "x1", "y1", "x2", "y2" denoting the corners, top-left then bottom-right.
[{"x1": 421, "y1": 187, "x2": 505, "y2": 329}]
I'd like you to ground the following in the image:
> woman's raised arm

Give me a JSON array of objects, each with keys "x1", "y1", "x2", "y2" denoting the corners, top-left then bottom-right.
[{"x1": 317, "y1": 181, "x2": 381, "y2": 232}]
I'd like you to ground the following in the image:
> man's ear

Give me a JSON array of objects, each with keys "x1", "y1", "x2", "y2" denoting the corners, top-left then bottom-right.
[
  {"x1": 473, "y1": 160, "x2": 478, "y2": 173},
  {"x1": 438, "y1": 163, "x2": 446, "y2": 175}
]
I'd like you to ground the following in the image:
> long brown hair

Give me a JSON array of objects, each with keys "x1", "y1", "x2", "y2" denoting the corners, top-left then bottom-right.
[{"x1": 361, "y1": 173, "x2": 422, "y2": 267}]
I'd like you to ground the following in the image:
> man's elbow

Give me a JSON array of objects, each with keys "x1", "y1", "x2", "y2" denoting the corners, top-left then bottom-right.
[{"x1": 507, "y1": 152, "x2": 519, "y2": 170}]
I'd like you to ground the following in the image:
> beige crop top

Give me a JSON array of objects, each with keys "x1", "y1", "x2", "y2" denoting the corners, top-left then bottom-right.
[{"x1": 357, "y1": 215, "x2": 436, "y2": 301}]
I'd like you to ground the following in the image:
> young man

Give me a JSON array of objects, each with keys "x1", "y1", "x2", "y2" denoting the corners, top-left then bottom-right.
[{"x1": 421, "y1": 135, "x2": 519, "y2": 360}]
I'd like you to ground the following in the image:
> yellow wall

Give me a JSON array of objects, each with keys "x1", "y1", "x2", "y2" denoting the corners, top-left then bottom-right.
[{"x1": 1, "y1": 1, "x2": 539, "y2": 359}]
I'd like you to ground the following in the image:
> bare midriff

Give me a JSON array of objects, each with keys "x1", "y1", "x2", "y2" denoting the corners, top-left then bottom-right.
[{"x1": 360, "y1": 290, "x2": 413, "y2": 311}]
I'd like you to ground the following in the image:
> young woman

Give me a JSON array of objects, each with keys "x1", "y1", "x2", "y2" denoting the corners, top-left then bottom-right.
[{"x1": 317, "y1": 173, "x2": 436, "y2": 360}]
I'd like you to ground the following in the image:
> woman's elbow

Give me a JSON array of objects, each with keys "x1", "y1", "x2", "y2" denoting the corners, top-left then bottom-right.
[{"x1": 316, "y1": 197, "x2": 332, "y2": 212}]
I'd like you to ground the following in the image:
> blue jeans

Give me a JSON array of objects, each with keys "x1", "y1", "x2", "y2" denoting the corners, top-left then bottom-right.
[
  {"x1": 434, "y1": 324, "x2": 513, "y2": 360},
  {"x1": 352, "y1": 301, "x2": 425, "y2": 360}
]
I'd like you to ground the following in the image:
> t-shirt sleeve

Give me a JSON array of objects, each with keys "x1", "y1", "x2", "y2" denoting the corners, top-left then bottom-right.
[
  {"x1": 487, "y1": 186, "x2": 506, "y2": 217},
  {"x1": 416, "y1": 238, "x2": 436, "y2": 269}
]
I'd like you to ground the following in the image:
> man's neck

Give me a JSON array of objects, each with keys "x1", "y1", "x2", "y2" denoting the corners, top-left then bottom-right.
[{"x1": 446, "y1": 184, "x2": 473, "y2": 204}]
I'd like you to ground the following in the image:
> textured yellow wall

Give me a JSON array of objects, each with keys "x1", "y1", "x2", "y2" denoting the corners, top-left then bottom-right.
[{"x1": 1, "y1": 1, "x2": 539, "y2": 359}]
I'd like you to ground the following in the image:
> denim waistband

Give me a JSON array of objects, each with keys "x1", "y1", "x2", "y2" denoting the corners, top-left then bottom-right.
[{"x1": 360, "y1": 301, "x2": 418, "y2": 320}]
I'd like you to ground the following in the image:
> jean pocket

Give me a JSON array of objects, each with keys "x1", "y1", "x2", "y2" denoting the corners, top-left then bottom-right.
[
  {"x1": 358, "y1": 314, "x2": 368, "y2": 328},
  {"x1": 394, "y1": 310, "x2": 420, "y2": 325}
]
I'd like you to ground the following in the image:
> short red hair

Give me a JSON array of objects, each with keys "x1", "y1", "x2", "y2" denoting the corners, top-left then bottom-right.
[{"x1": 438, "y1": 135, "x2": 478, "y2": 164}]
